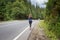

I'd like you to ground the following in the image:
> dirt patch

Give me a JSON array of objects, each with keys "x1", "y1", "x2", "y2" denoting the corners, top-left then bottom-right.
[{"x1": 28, "y1": 24, "x2": 48, "y2": 40}]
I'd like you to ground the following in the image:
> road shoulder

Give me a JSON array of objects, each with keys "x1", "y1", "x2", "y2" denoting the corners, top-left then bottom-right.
[
  {"x1": 28, "y1": 21, "x2": 48, "y2": 40},
  {"x1": 16, "y1": 20, "x2": 38, "y2": 40}
]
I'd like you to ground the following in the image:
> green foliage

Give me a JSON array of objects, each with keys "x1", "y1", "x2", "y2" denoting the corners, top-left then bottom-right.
[
  {"x1": 45, "y1": 0, "x2": 60, "y2": 40},
  {"x1": 39, "y1": 20, "x2": 58, "y2": 40},
  {"x1": 0, "y1": 0, "x2": 42, "y2": 21}
]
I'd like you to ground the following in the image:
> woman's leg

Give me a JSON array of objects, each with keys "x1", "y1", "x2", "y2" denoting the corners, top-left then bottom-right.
[
  {"x1": 29, "y1": 21, "x2": 32, "y2": 30},
  {"x1": 29, "y1": 22, "x2": 31, "y2": 27}
]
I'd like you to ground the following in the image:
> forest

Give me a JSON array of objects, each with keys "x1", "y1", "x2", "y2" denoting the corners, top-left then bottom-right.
[
  {"x1": 44, "y1": 0, "x2": 60, "y2": 40},
  {"x1": 0, "y1": 0, "x2": 43, "y2": 21}
]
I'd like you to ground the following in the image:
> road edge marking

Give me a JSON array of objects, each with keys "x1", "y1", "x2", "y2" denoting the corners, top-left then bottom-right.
[
  {"x1": 13, "y1": 20, "x2": 38, "y2": 40},
  {"x1": 13, "y1": 26, "x2": 29, "y2": 40}
]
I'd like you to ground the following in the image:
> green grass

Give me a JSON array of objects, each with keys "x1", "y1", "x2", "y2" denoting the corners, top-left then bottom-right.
[{"x1": 39, "y1": 20, "x2": 58, "y2": 40}]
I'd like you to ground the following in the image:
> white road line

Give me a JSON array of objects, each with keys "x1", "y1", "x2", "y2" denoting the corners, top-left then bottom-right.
[
  {"x1": 13, "y1": 26, "x2": 29, "y2": 40},
  {"x1": 13, "y1": 21, "x2": 38, "y2": 40}
]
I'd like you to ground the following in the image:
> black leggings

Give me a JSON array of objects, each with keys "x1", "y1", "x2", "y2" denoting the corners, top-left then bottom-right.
[{"x1": 29, "y1": 21, "x2": 32, "y2": 27}]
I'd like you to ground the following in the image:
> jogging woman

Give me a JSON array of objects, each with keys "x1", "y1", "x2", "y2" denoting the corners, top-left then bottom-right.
[{"x1": 28, "y1": 14, "x2": 32, "y2": 30}]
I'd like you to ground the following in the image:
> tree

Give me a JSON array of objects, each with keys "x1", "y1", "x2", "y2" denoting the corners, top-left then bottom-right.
[
  {"x1": 0, "y1": 0, "x2": 42, "y2": 20},
  {"x1": 45, "y1": 0, "x2": 60, "y2": 39}
]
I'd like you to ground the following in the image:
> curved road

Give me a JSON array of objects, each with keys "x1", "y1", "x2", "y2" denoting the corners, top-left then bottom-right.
[{"x1": 0, "y1": 20, "x2": 38, "y2": 40}]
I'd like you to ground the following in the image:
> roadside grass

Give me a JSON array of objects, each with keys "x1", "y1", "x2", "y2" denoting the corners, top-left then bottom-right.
[{"x1": 39, "y1": 20, "x2": 58, "y2": 40}]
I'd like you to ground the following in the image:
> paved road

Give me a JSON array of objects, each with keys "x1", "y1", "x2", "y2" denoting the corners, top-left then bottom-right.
[{"x1": 0, "y1": 20, "x2": 37, "y2": 40}]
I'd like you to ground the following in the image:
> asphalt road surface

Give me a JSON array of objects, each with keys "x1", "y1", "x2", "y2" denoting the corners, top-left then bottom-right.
[{"x1": 0, "y1": 20, "x2": 37, "y2": 40}]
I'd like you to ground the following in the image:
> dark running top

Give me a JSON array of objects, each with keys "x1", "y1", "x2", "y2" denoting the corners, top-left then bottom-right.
[{"x1": 28, "y1": 17, "x2": 32, "y2": 21}]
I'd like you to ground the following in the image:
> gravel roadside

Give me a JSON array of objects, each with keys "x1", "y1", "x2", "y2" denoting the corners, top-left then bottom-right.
[{"x1": 28, "y1": 22, "x2": 48, "y2": 40}]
